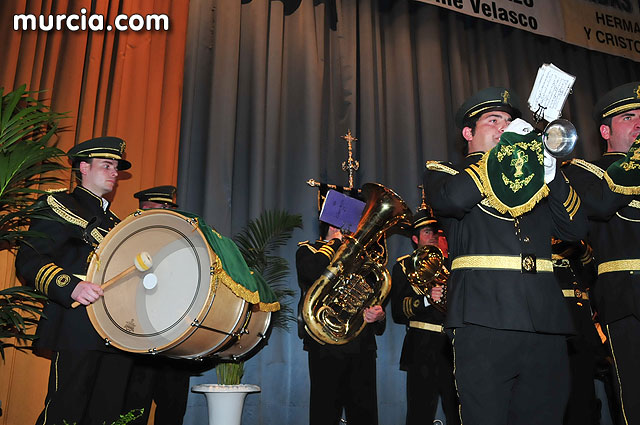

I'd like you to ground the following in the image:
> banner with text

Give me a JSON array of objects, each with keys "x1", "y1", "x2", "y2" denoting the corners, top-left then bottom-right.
[{"x1": 418, "y1": 0, "x2": 640, "y2": 62}]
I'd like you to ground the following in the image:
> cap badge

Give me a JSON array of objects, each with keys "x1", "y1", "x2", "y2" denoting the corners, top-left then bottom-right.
[
  {"x1": 502, "y1": 90, "x2": 510, "y2": 104},
  {"x1": 635, "y1": 85, "x2": 640, "y2": 99},
  {"x1": 119, "y1": 140, "x2": 126, "y2": 154}
]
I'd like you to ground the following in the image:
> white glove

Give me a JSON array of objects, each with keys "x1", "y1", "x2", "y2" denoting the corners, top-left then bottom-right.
[
  {"x1": 423, "y1": 296, "x2": 430, "y2": 307},
  {"x1": 544, "y1": 148, "x2": 557, "y2": 184},
  {"x1": 504, "y1": 118, "x2": 534, "y2": 135}
]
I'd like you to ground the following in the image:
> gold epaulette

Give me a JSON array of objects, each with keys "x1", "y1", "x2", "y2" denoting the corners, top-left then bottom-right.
[
  {"x1": 297, "y1": 240, "x2": 310, "y2": 247},
  {"x1": 45, "y1": 188, "x2": 68, "y2": 194},
  {"x1": 426, "y1": 161, "x2": 459, "y2": 175},
  {"x1": 570, "y1": 159, "x2": 605, "y2": 179}
]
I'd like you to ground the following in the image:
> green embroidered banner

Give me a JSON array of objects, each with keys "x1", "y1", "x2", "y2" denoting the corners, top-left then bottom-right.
[
  {"x1": 178, "y1": 211, "x2": 280, "y2": 312},
  {"x1": 605, "y1": 135, "x2": 640, "y2": 196},
  {"x1": 479, "y1": 130, "x2": 548, "y2": 217}
]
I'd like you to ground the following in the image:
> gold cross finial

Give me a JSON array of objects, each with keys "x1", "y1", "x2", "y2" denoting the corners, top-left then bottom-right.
[{"x1": 341, "y1": 129, "x2": 359, "y2": 190}]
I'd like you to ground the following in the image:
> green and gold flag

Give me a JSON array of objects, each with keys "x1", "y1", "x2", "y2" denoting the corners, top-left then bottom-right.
[{"x1": 473, "y1": 130, "x2": 548, "y2": 217}]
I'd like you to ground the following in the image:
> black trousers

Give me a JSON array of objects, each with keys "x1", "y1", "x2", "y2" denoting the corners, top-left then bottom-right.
[
  {"x1": 564, "y1": 336, "x2": 601, "y2": 425},
  {"x1": 453, "y1": 325, "x2": 569, "y2": 425},
  {"x1": 308, "y1": 349, "x2": 378, "y2": 425},
  {"x1": 405, "y1": 334, "x2": 460, "y2": 425},
  {"x1": 124, "y1": 356, "x2": 191, "y2": 425},
  {"x1": 607, "y1": 316, "x2": 640, "y2": 425},
  {"x1": 36, "y1": 350, "x2": 134, "y2": 425}
]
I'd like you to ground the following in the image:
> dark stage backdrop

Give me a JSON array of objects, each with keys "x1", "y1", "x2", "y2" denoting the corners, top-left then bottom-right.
[{"x1": 178, "y1": 1, "x2": 640, "y2": 424}]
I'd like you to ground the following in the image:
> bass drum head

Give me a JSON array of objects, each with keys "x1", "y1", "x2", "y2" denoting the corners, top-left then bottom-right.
[{"x1": 86, "y1": 209, "x2": 245, "y2": 356}]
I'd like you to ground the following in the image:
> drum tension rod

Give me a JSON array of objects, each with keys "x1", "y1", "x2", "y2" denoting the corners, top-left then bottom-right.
[{"x1": 191, "y1": 319, "x2": 243, "y2": 337}]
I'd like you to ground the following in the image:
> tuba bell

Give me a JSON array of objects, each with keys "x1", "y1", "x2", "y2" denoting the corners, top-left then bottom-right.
[
  {"x1": 302, "y1": 183, "x2": 412, "y2": 345},
  {"x1": 404, "y1": 244, "x2": 448, "y2": 313}
]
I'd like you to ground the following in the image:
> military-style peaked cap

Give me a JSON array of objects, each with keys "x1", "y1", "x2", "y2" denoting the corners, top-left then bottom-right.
[
  {"x1": 412, "y1": 205, "x2": 437, "y2": 229},
  {"x1": 593, "y1": 82, "x2": 640, "y2": 122},
  {"x1": 67, "y1": 136, "x2": 131, "y2": 170},
  {"x1": 134, "y1": 185, "x2": 178, "y2": 207},
  {"x1": 455, "y1": 87, "x2": 522, "y2": 129}
]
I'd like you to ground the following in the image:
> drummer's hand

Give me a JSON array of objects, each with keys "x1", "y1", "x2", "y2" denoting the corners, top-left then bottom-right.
[
  {"x1": 364, "y1": 305, "x2": 385, "y2": 323},
  {"x1": 430, "y1": 286, "x2": 443, "y2": 302},
  {"x1": 71, "y1": 281, "x2": 104, "y2": 305}
]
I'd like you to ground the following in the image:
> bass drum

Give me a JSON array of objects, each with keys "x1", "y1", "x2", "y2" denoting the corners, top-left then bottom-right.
[
  {"x1": 86, "y1": 209, "x2": 249, "y2": 359},
  {"x1": 215, "y1": 306, "x2": 272, "y2": 360}
]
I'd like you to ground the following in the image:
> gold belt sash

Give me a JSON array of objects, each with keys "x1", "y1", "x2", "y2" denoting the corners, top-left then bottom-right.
[
  {"x1": 409, "y1": 321, "x2": 443, "y2": 333},
  {"x1": 451, "y1": 255, "x2": 553, "y2": 273},
  {"x1": 562, "y1": 289, "x2": 589, "y2": 300},
  {"x1": 597, "y1": 259, "x2": 640, "y2": 275}
]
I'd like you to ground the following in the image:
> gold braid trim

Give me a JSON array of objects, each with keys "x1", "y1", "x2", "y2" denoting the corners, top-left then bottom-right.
[
  {"x1": 477, "y1": 152, "x2": 550, "y2": 217},
  {"x1": 213, "y1": 259, "x2": 281, "y2": 312},
  {"x1": 47, "y1": 196, "x2": 88, "y2": 228},
  {"x1": 604, "y1": 172, "x2": 640, "y2": 195},
  {"x1": 426, "y1": 161, "x2": 459, "y2": 175},
  {"x1": 570, "y1": 159, "x2": 605, "y2": 179},
  {"x1": 402, "y1": 297, "x2": 415, "y2": 318}
]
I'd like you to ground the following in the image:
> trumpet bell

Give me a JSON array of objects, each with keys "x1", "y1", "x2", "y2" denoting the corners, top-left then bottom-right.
[{"x1": 542, "y1": 119, "x2": 578, "y2": 158}]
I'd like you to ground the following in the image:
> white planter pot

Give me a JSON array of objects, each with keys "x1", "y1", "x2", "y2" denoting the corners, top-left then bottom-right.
[{"x1": 192, "y1": 384, "x2": 261, "y2": 425}]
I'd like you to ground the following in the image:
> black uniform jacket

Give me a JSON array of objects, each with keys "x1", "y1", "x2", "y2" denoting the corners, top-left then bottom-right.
[
  {"x1": 424, "y1": 153, "x2": 588, "y2": 334},
  {"x1": 563, "y1": 153, "x2": 640, "y2": 324},
  {"x1": 390, "y1": 258, "x2": 447, "y2": 369},
  {"x1": 16, "y1": 186, "x2": 120, "y2": 351},
  {"x1": 296, "y1": 239, "x2": 385, "y2": 356}
]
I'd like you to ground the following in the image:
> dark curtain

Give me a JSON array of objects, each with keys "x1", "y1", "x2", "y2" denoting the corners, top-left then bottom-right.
[{"x1": 178, "y1": 1, "x2": 639, "y2": 424}]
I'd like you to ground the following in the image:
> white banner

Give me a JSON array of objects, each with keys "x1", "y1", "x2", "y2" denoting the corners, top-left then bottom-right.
[{"x1": 417, "y1": 0, "x2": 640, "y2": 62}]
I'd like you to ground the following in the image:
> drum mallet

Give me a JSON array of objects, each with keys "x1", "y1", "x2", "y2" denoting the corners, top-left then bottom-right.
[{"x1": 71, "y1": 251, "x2": 152, "y2": 308}]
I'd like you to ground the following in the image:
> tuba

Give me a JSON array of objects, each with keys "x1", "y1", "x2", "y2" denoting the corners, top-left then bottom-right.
[
  {"x1": 404, "y1": 244, "x2": 449, "y2": 313},
  {"x1": 302, "y1": 183, "x2": 412, "y2": 345}
]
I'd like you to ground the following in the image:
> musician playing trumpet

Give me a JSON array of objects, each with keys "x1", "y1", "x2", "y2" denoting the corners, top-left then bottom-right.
[
  {"x1": 390, "y1": 204, "x2": 460, "y2": 425},
  {"x1": 423, "y1": 87, "x2": 588, "y2": 425}
]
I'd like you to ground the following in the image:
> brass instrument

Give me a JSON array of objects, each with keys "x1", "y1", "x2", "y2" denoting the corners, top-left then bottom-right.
[
  {"x1": 542, "y1": 119, "x2": 578, "y2": 158},
  {"x1": 405, "y1": 244, "x2": 449, "y2": 313},
  {"x1": 303, "y1": 183, "x2": 412, "y2": 345}
]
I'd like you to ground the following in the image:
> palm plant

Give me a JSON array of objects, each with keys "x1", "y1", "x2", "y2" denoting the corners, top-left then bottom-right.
[
  {"x1": 215, "y1": 210, "x2": 303, "y2": 384},
  {"x1": 0, "y1": 84, "x2": 68, "y2": 358}
]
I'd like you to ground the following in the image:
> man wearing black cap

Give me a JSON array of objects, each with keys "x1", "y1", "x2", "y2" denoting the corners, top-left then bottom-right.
[
  {"x1": 124, "y1": 185, "x2": 191, "y2": 425},
  {"x1": 15, "y1": 137, "x2": 134, "y2": 425},
  {"x1": 296, "y1": 187, "x2": 387, "y2": 425},
  {"x1": 390, "y1": 205, "x2": 459, "y2": 425},
  {"x1": 563, "y1": 81, "x2": 640, "y2": 424},
  {"x1": 424, "y1": 87, "x2": 588, "y2": 425}
]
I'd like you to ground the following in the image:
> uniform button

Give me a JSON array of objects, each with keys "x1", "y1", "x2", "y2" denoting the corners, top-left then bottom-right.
[{"x1": 523, "y1": 237, "x2": 530, "y2": 243}]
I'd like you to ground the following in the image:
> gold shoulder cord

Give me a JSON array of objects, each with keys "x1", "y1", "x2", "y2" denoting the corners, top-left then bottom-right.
[
  {"x1": 47, "y1": 195, "x2": 88, "y2": 228},
  {"x1": 570, "y1": 159, "x2": 605, "y2": 179},
  {"x1": 426, "y1": 161, "x2": 459, "y2": 175}
]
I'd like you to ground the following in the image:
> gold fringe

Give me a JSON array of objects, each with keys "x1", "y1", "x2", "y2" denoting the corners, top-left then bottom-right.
[
  {"x1": 213, "y1": 264, "x2": 281, "y2": 312},
  {"x1": 477, "y1": 152, "x2": 549, "y2": 217},
  {"x1": 604, "y1": 172, "x2": 640, "y2": 195}
]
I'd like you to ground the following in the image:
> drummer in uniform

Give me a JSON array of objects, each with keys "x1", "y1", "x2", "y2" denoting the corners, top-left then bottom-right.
[
  {"x1": 390, "y1": 202, "x2": 460, "y2": 425},
  {"x1": 15, "y1": 137, "x2": 134, "y2": 425},
  {"x1": 124, "y1": 185, "x2": 192, "y2": 425}
]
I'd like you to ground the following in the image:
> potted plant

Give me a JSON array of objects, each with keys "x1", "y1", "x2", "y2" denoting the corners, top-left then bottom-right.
[{"x1": 192, "y1": 210, "x2": 302, "y2": 425}]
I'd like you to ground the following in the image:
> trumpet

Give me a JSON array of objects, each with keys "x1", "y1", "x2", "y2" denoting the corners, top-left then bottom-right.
[{"x1": 541, "y1": 119, "x2": 578, "y2": 158}]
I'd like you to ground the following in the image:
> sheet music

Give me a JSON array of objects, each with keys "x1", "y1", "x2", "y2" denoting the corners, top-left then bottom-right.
[{"x1": 527, "y1": 63, "x2": 575, "y2": 121}]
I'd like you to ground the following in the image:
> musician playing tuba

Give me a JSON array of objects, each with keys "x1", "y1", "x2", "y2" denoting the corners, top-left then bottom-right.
[
  {"x1": 389, "y1": 201, "x2": 460, "y2": 425},
  {"x1": 295, "y1": 185, "x2": 386, "y2": 425}
]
